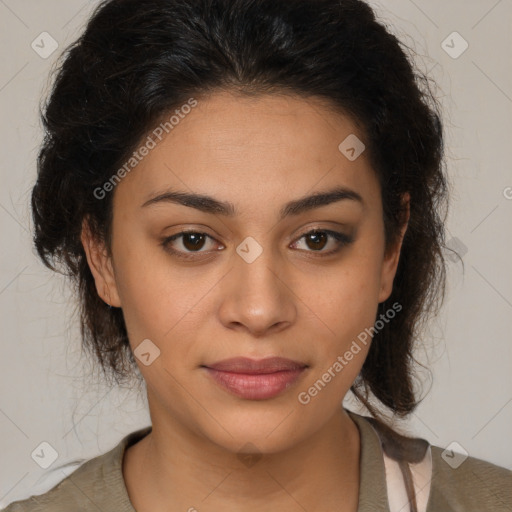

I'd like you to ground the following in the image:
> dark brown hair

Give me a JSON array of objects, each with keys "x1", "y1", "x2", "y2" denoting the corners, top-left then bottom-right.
[{"x1": 33, "y1": 1, "x2": 449, "y2": 506}]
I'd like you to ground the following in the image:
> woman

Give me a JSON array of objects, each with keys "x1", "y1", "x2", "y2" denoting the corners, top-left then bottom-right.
[{"x1": 2, "y1": 0, "x2": 510, "y2": 511}]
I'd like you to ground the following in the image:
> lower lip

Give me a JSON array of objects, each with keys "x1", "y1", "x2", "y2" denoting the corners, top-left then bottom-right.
[{"x1": 203, "y1": 367, "x2": 307, "y2": 400}]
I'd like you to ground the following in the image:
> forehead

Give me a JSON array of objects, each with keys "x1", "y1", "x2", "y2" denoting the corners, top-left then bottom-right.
[{"x1": 114, "y1": 91, "x2": 379, "y2": 212}]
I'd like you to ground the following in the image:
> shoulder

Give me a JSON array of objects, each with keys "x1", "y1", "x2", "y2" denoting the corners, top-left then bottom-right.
[
  {"x1": 1, "y1": 453, "x2": 116, "y2": 512},
  {"x1": 348, "y1": 409, "x2": 512, "y2": 512},
  {"x1": 1, "y1": 458, "x2": 107, "y2": 512},
  {"x1": 1, "y1": 427, "x2": 151, "y2": 512},
  {"x1": 428, "y1": 445, "x2": 512, "y2": 511}
]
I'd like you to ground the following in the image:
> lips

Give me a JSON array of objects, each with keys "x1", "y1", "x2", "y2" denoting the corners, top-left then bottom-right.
[
  {"x1": 203, "y1": 356, "x2": 308, "y2": 374},
  {"x1": 201, "y1": 357, "x2": 309, "y2": 400}
]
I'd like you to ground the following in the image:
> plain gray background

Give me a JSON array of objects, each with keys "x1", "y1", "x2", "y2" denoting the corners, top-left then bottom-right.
[{"x1": 1, "y1": 0, "x2": 511, "y2": 507}]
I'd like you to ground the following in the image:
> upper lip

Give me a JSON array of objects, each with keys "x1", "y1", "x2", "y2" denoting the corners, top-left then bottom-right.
[{"x1": 203, "y1": 357, "x2": 308, "y2": 374}]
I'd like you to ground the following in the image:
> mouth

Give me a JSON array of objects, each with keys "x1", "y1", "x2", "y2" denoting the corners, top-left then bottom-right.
[
  {"x1": 202, "y1": 356, "x2": 308, "y2": 373},
  {"x1": 201, "y1": 357, "x2": 309, "y2": 400}
]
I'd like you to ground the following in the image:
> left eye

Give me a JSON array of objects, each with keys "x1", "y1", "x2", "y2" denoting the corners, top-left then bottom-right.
[
  {"x1": 161, "y1": 229, "x2": 352, "y2": 259},
  {"x1": 291, "y1": 229, "x2": 353, "y2": 255}
]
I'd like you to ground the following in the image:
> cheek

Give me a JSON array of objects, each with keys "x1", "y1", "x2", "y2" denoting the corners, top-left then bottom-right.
[
  {"x1": 306, "y1": 278, "x2": 378, "y2": 394},
  {"x1": 304, "y1": 251, "x2": 383, "y2": 342},
  {"x1": 110, "y1": 232, "x2": 177, "y2": 343},
  {"x1": 292, "y1": 264, "x2": 381, "y2": 408},
  {"x1": 112, "y1": 236, "x2": 222, "y2": 352}
]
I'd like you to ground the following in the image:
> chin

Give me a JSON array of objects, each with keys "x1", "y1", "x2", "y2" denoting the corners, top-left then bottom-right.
[{"x1": 195, "y1": 408, "x2": 310, "y2": 456}]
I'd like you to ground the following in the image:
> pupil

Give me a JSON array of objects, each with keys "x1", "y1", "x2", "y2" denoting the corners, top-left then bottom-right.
[
  {"x1": 308, "y1": 232, "x2": 326, "y2": 250},
  {"x1": 184, "y1": 233, "x2": 204, "y2": 251}
]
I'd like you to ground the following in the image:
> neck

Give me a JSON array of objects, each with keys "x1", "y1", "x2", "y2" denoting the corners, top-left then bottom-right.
[{"x1": 123, "y1": 405, "x2": 361, "y2": 512}]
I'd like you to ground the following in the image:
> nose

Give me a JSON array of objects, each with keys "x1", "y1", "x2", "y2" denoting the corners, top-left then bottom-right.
[{"x1": 217, "y1": 247, "x2": 297, "y2": 337}]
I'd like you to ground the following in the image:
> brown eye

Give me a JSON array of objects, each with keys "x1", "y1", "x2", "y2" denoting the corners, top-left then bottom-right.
[
  {"x1": 162, "y1": 231, "x2": 221, "y2": 259},
  {"x1": 181, "y1": 233, "x2": 207, "y2": 251},
  {"x1": 305, "y1": 231, "x2": 328, "y2": 251},
  {"x1": 162, "y1": 228, "x2": 353, "y2": 261},
  {"x1": 291, "y1": 229, "x2": 354, "y2": 256}
]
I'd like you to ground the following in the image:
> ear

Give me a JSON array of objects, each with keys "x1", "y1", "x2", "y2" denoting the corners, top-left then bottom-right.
[
  {"x1": 378, "y1": 192, "x2": 410, "y2": 303},
  {"x1": 80, "y1": 219, "x2": 121, "y2": 307}
]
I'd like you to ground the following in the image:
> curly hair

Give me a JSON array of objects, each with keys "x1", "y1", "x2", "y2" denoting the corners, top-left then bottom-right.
[{"x1": 33, "y1": 0, "x2": 448, "y2": 463}]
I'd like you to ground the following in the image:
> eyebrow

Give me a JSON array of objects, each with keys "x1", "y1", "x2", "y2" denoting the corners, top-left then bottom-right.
[{"x1": 141, "y1": 185, "x2": 363, "y2": 220}]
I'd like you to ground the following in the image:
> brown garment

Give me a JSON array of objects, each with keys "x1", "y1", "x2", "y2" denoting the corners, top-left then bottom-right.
[{"x1": 2, "y1": 409, "x2": 511, "y2": 511}]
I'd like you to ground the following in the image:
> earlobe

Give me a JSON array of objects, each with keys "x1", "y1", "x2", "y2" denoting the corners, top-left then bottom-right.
[
  {"x1": 378, "y1": 192, "x2": 410, "y2": 303},
  {"x1": 80, "y1": 220, "x2": 121, "y2": 307}
]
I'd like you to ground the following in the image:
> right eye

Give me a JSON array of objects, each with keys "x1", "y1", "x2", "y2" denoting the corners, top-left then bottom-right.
[{"x1": 161, "y1": 231, "x2": 224, "y2": 260}]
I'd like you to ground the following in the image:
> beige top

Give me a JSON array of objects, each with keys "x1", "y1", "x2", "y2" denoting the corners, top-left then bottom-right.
[{"x1": 2, "y1": 409, "x2": 511, "y2": 511}]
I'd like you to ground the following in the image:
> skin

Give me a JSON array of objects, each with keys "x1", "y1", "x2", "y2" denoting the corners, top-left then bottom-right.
[{"x1": 82, "y1": 90, "x2": 409, "y2": 512}]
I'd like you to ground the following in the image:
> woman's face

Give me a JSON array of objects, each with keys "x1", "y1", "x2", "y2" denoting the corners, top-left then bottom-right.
[{"x1": 84, "y1": 90, "x2": 406, "y2": 454}]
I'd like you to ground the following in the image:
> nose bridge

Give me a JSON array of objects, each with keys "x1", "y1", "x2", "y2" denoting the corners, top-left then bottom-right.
[
  {"x1": 234, "y1": 234, "x2": 284, "y2": 301},
  {"x1": 219, "y1": 235, "x2": 295, "y2": 335}
]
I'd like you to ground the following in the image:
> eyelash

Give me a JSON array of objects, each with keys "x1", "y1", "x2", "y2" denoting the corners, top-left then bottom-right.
[{"x1": 161, "y1": 229, "x2": 354, "y2": 261}]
